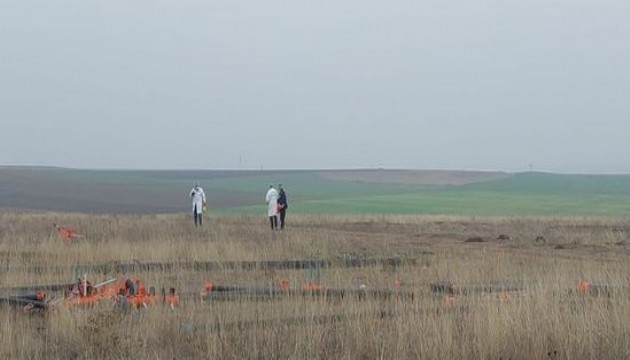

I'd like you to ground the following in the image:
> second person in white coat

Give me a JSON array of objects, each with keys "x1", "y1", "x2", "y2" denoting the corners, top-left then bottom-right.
[{"x1": 265, "y1": 185, "x2": 279, "y2": 230}]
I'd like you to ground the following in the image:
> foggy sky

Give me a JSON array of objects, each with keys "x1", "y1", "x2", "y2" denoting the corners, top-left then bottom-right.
[{"x1": 1, "y1": 0, "x2": 629, "y2": 173}]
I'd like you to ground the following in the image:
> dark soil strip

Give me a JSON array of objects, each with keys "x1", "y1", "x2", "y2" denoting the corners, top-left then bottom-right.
[
  {"x1": 70, "y1": 256, "x2": 419, "y2": 274},
  {"x1": 194, "y1": 287, "x2": 415, "y2": 302},
  {"x1": 0, "y1": 282, "x2": 75, "y2": 295},
  {"x1": 0, "y1": 296, "x2": 50, "y2": 310},
  {"x1": 430, "y1": 282, "x2": 525, "y2": 295}
]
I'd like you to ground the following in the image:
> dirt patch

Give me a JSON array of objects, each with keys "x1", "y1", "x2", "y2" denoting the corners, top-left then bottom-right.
[{"x1": 0, "y1": 168, "x2": 260, "y2": 214}]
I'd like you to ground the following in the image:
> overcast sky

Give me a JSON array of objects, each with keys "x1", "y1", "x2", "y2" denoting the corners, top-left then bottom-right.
[{"x1": 1, "y1": 0, "x2": 629, "y2": 173}]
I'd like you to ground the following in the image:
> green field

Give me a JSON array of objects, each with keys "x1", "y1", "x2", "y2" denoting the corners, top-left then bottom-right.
[
  {"x1": 214, "y1": 171, "x2": 630, "y2": 217},
  {"x1": 2, "y1": 168, "x2": 630, "y2": 217}
]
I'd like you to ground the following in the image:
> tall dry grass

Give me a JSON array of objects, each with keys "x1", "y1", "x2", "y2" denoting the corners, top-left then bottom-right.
[{"x1": 0, "y1": 212, "x2": 628, "y2": 359}]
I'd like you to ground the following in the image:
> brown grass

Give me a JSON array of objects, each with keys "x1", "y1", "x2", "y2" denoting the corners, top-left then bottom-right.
[{"x1": 0, "y1": 212, "x2": 629, "y2": 359}]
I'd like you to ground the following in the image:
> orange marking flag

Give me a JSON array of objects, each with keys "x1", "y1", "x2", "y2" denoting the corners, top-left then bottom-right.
[{"x1": 54, "y1": 223, "x2": 83, "y2": 242}]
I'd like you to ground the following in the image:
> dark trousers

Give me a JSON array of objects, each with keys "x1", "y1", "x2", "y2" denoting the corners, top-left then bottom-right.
[
  {"x1": 279, "y1": 210, "x2": 287, "y2": 229},
  {"x1": 194, "y1": 206, "x2": 202, "y2": 226},
  {"x1": 269, "y1": 215, "x2": 278, "y2": 230}
]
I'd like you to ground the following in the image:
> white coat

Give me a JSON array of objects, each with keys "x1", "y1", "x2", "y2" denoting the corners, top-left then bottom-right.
[
  {"x1": 190, "y1": 186, "x2": 206, "y2": 215},
  {"x1": 266, "y1": 187, "x2": 279, "y2": 217}
]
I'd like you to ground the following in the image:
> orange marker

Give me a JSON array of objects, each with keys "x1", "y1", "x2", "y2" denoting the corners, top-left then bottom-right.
[{"x1": 577, "y1": 281, "x2": 590, "y2": 293}]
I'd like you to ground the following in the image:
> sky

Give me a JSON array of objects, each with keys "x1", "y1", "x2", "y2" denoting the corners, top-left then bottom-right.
[{"x1": 1, "y1": 0, "x2": 629, "y2": 173}]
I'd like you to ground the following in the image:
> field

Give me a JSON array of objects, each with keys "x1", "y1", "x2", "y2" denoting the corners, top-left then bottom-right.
[
  {"x1": 3, "y1": 167, "x2": 630, "y2": 217},
  {"x1": 1, "y1": 212, "x2": 629, "y2": 359}
]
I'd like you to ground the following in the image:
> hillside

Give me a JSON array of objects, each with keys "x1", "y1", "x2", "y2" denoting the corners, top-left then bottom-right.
[{"x1": 2, "y1": 167, "x2": 630, "y2": 216}]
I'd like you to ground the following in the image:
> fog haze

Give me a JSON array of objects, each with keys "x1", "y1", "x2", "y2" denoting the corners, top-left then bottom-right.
[{"x1": 1, "y1": 0, "x2": 629, "y2": 173}]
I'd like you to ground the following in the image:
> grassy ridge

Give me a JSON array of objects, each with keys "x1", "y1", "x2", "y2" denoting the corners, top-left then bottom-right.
[{"x1": 462, "y1": 172, "x2": 630, "y2": 195}]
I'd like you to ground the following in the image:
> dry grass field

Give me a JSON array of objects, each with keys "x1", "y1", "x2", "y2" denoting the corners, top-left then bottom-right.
[{"x1": 0, "y1": 212, "x2": 629, "y2": 359}]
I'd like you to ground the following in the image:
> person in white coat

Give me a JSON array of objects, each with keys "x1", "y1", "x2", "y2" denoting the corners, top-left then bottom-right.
[
  {"x1": 190, "y1": 183, "x2": 206, "y2": 227},
  {"x1": 265, "y1": 185, "x2": 279, "y2": 230}
]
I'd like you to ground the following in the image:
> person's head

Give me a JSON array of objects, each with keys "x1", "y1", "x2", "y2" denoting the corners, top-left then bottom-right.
[
  {"x1": 278, "y1": 184, "x2": 283, "y2": 190},
  {"x1": 195, "y1": 182, "x2": 200, "y2": 188}
]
